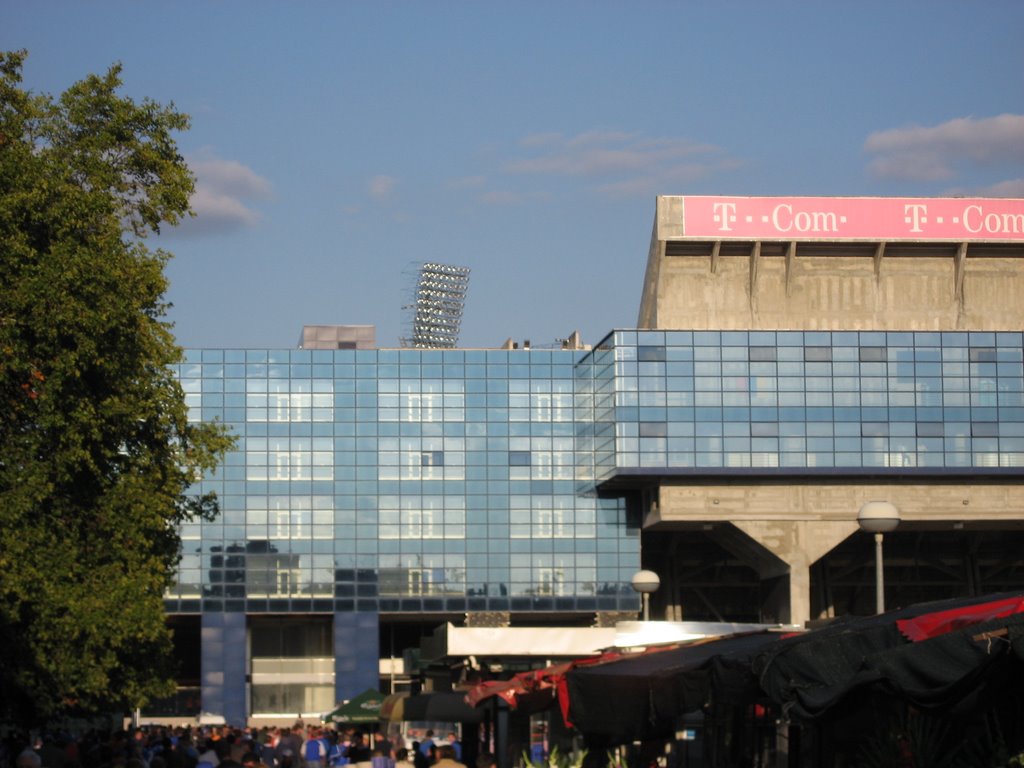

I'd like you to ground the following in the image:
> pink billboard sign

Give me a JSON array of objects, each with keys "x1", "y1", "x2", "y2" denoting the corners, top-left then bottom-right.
[{"x1": 677, "y1": 196, "x2": 1024, "y2": 242}]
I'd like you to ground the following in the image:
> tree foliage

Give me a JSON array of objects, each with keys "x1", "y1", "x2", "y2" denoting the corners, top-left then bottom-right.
[{"x1": 0, "y1": 50, "x2": 233, "y2": 725}]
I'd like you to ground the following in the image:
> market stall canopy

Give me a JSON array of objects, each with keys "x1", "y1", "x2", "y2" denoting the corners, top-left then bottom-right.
[
  {"x1": 324, "y1": 688, "x2": 385, "y2": 724},
  {"x1": 753, "y1": 591, "x2": 1024, "y2": 721},
  {"x1": 896, "y1": 593, "x2": 1024, "y2": 641},
  {"x1": 563, "y1": 631, "x2": 786, "y2": 743},
  {"x1": 466, "y1": 660, "x2": 591, "y2": 715},
  {"x1": 383, "y1": 691, "x2": 482, "y2": 724},
  {"x1": 379, "y1": 692, "x2": 409, "y2": 722}
]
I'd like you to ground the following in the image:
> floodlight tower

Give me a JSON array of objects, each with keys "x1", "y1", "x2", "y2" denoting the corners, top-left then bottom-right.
[{"x1": 403, "y1": 262, "x2": 471, "y2": 349}]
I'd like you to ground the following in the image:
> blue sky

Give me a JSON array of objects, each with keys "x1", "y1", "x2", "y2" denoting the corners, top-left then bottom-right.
[{"x1": 6, "y1": 1, "x2": 1024, "y2": 350}]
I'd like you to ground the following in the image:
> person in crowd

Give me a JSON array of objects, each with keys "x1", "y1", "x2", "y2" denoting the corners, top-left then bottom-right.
[
  {"x1": 410, "y1": 743, "x2": 427, "y2": 768},
  {"x1": 474, "y1": 754, "x2": 495, "y2": 768},
  {"x1": 444, "y1": 735, "x2": 460, "y2": 763},
  {"x1": 370, "y1": 732, "x2": 392, "y2": 760},
  {"x1": 302, "y1": 729, "x2": 328, "y2": 768},
  {"x1": 416, "y1": 734, "x2": 433, "y2": 762},
  {"x1": 38, "y1": 734, "x2": 67, "y2": 768},
  {"x1": 529, "y1": 742, "x2": 545, "y2": 765},
  {"x1": 274, "y1": 725, "x2": 304, "y2": 768},
  {"x1": 344, "y1": 734, "x2": 369, "y2": 765},
  {"x1": 177, "y1": 734, "x2": 199, "y2": 768},
  {"x1": 393, "y1": 749, "x2": 414, "y2": 768},
  {"x1": 197, "y1": 739, "x2": 220, "y2": 768},
  {"x1": 241, "y1": 751, "x2": 272, "y2": 768},
  {"x1": 368, "y1": 748, "x2": 393, "y2": 768},
  {"x1": 431, "y1": 746, "x2": 464, "y2": 768},
  {"x1": 16, "y1": 749, "x2": 42, "y2": 768},
  {"x1": 327, "y1": 735, "x2": 349, "y2": 768}
]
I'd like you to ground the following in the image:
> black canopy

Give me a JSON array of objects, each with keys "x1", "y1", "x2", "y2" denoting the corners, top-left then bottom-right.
[
  {"x1": 564, "y1": 631, "x2": 784, "y2": 743},
  {"x1": 562, "y1": 592, "x2": 1024, "y2": 745},
  {"x1": 401, "y1": 691, "x2": 483, "y2": 724},
  {"x1": 753, "y1": 591, "x2": 1024, "y2": 721}
]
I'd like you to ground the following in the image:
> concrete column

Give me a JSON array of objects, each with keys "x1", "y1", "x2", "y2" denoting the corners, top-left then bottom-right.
[
  {"x1": 334, "y1": 611, "x2": 380, "y2": 701},
  {"x1": 731, "y1": 520, "x2": 858, "y2": 626},
  {"x1": 201, "y1": 612, "x2": 248, "y2": 725}
]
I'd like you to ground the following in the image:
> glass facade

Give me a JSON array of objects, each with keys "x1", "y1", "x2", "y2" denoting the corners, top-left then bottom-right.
[
  {"x1": 591, "y1": 330, "x2": 1024, "y2": 479},
  {"x1": 168, "y1": 348, "x2": 640, "y2": 616},
  {"x1": 168, "y1": 329, "x2": 1024, "y2": 720},
  {"x1": 171, "y1": 331, "x2": 1024, "y2": 616}
]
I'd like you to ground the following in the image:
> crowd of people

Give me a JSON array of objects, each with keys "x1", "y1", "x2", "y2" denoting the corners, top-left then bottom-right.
[{"x1": 2, "y1": 725, "x2": 497, "y2": 768}]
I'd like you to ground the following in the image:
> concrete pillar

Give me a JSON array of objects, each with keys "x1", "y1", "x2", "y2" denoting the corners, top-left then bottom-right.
[
  {"x1": 334, "y1": 611, "x2": 380, "y2": 701},
  {"x1": 731, "y1": 520, "x2": 858, "y2": 626},
  {"x1": 201, "y1": 612, "x2": 248, "y2": 725}
]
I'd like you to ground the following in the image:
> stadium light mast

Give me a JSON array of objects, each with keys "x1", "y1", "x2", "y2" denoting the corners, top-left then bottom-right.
[{"x1": 402, "y1": 262, "x2": 471, "y2": 349}]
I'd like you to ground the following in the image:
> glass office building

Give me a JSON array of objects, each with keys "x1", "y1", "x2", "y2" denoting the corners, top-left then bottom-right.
[{"x1": 167, "y1": 346, "x2": 640, "y2": 721}]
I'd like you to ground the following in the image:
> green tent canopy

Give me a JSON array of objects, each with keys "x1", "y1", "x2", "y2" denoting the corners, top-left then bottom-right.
[{"x1": 323, "y1": 687, "x2": 385, "y2": 724}]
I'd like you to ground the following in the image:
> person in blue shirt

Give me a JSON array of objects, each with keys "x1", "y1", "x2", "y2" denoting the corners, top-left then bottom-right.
[{"x1": 418, "y1": 732, "x2": 434, "y2": 760}]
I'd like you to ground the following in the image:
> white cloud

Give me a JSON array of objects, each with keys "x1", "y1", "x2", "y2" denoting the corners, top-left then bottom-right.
[
  {"x1": 189, "y1": 186, "x2": 261, "y2": 226},
  {"x1": 177, "y1": 151, "x2": 272, "y2": 235},
  {"x1": 369, "y1": 174, "x2": 397, "y2": 200},
  {"x1": 502, "y1": 130, "x2": 730, "y2": 198},
  {"x1": 595, "y1": 159, "x2": 741, "y2": 199},
  {"x1": 864, "y1": 114, "x2": 1024, "y2": 182}
]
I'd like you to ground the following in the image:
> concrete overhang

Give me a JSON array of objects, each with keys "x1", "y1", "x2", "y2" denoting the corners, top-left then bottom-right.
[
  {"x1": 419, "y1": 621, "x2": 784, "y2": 663},
  {"x1": 597, "y1": 467, "x2": 1024, "y2": 493},
  {"x1": 421, "y1": 624, "x2": 617, "y2": 662}
]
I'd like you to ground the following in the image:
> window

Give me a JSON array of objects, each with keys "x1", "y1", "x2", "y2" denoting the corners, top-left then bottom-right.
[
  {"x1": 639, "y1": 422, "x2": 667, "y2": 438},
  {"x1": 859, "y1": 346, "x2": 887, "y2": 362},
  {"x1": 379, "y1": 566, "x2": 440, "y2": 596},
  {"x1": 402, "y1": 505, "x2": 438, "y2": 539},
  {"x1": 402, "y1": 391, "x2": 440, "y2": 422},
  {"x1": 637, "y1": 346, "x2": 666, "y2": 362},
  {"x1": 248, "y1": 391, "x2": 333, "y2": 422},
  {"x1": 970, "y1": 347, "x2": 997, "y2": 363},
  {"x1": 535, "y1": 567, "x2": 566, "y2": 596},
  {"x1": 532, "y1": 392, "x2": 572, "y2": 422},
  {"x1": 398, "y1": 498, "x2": 464, "y2": 539},
  {"x1": 533, "y1": 500, "x2": 572, "y2": 538},
  {"x1": 400, "y1": 449, "x2": 444, "y2": 479},
  {"x1": 421, "y1": 450, "x2": 444, "y2": 467},
  {"x1": 379, "y1": 555, "x2": 465, "y2": 596}
]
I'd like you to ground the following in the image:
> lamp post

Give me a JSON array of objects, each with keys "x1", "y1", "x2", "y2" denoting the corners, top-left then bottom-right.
[
  {"x1": 858, "y1": 501, "x2": 900, "y2": 614},
  {"x1": 631, "y1": 569, "x2": 660, "y2": 621}
]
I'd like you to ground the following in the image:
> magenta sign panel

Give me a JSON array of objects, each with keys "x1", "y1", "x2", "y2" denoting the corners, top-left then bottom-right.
[{"x1": 678, "y1": 196, "x2": 1024, "y2": 242}]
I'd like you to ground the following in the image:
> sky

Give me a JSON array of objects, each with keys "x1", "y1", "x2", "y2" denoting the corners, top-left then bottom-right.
[{"x1": 5, "y1": 1, "x2": 1024, "y2": 351}]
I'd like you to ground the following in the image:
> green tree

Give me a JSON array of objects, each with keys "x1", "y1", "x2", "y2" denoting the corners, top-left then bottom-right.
[{"x1": 0, "y1": 50, "x2": 233, "y2": 725}]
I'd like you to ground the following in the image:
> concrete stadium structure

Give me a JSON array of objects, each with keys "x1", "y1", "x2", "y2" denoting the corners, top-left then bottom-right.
[{"x1": 633, "y1": 195, "x2": 1024, "y2": 627}]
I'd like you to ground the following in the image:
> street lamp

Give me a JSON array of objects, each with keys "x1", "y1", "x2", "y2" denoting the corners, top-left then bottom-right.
[
  {"x1": 631, "y1": 569, "x2": 660, "y2": 621},
  {"x1": 858, "y1": 501, "x2": 900, "y2": 614}
]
